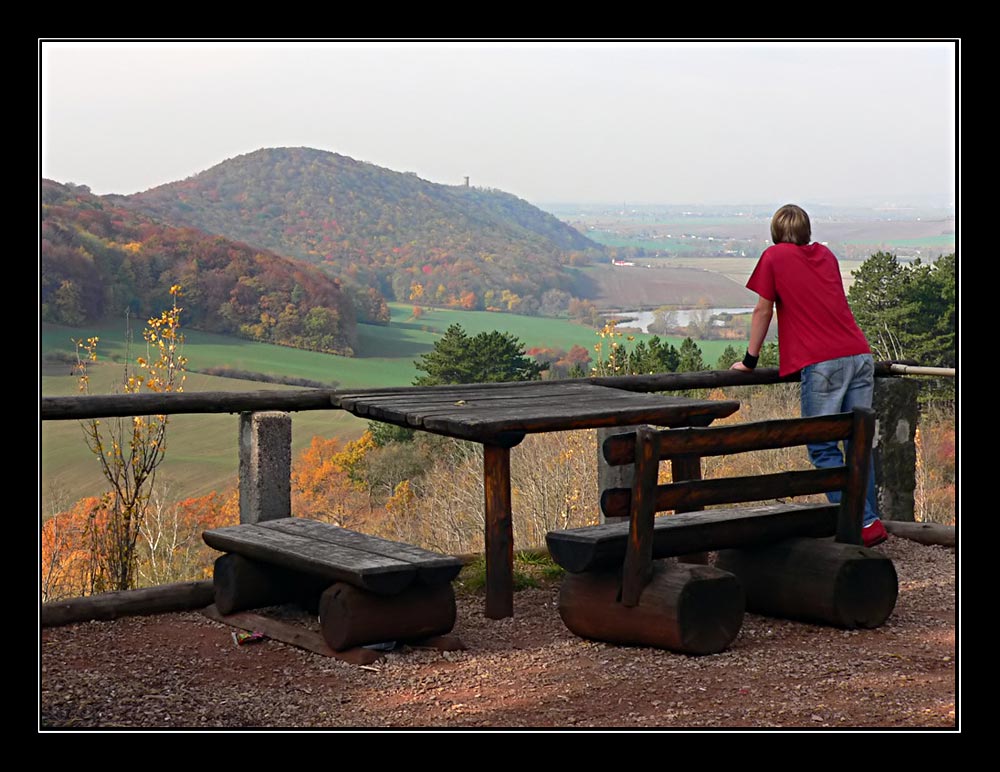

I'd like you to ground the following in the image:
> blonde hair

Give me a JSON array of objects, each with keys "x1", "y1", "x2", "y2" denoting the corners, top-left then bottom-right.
[{"x1": 771, "y1": 204, "x2": 812, "y2": 245}]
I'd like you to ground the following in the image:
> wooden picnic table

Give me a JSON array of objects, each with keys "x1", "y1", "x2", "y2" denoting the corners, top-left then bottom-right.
[{"x1": 333, "y1": 380, "x2": 740, "y2": 619}]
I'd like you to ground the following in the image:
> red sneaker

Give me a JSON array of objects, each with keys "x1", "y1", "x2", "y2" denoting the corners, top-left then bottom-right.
[{"x1": 863, "y1": 519, "x2": 888, "y2": 548}]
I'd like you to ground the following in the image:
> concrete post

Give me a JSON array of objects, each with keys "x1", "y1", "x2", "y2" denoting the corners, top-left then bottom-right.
[
  {"x1": 239, "y1": 411, "x2": 292, "y2": 524},
  {"x1": 872, "y1": 377, "x2": 920, "y2": 523}
]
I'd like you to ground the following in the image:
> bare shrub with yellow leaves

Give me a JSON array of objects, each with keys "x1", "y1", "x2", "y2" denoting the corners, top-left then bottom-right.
[{"x1": 72, "y1": 285, "x2": 187, "y2": 593}]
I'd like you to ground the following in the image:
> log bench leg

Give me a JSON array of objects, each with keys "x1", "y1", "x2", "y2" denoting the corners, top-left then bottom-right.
[
  {"x1": 319, "y1": 581, "x2": 457, "y2": 651},
  {"x1": 213, "y1": 553, "x2": 328, "y2": 616},
  {"x1": 558, "y1": 561, "x2": 745, "y2": 655},
  {"x1": 715, "y1": 537, "x2": 898, "y2": 629}
]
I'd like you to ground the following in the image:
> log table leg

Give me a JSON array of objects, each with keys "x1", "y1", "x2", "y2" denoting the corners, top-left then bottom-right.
[{"x1": 484, "y1": 443, "x2": 514, "y2": 619}]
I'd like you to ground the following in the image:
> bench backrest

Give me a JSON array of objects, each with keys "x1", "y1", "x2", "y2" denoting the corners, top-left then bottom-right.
[
  {"x1": 601, "y1": 408, "x2": 875, "y2": 528},
  {"x1": 602, "y1": 407, "x2": 875, "y2": 543},
  {"x1": 604, "y1": 406, "x2": 875, "y2": 607}
]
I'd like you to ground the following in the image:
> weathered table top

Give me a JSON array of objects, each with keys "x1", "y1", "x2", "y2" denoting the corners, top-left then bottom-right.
[
  {"x1": 331, "y1": 380, "x2": 741, "y2": 619},
  {"x1": 333, "y1": 381, "x2": 741, "y2": 445}
]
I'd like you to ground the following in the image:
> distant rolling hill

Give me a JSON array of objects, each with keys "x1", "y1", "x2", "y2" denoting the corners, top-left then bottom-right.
[
  {"x1": 41, "y1": 179, "x2": 360, "y2": 355},
  {"x1": 124, "y1": 147, "x2": 607, "y2": 315}
]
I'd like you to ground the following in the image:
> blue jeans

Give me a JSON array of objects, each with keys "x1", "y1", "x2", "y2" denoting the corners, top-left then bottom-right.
[{"x1": 800, "y1": 353, "x2": 879, "y2": 525}]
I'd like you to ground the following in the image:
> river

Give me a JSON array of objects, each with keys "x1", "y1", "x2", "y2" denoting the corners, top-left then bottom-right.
[{"x1": 605, "y1": 307, "x2": 754, "y2": 333}]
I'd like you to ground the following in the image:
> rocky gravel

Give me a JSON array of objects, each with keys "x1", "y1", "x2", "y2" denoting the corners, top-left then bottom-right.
[{"x1": 39, "y1": 536, "x2": 957, "y2": 731}]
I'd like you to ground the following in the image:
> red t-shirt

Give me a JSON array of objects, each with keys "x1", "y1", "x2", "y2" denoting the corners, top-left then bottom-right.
[{"x1": 746, "y1": 242, "x2": 871, "y2": 377}]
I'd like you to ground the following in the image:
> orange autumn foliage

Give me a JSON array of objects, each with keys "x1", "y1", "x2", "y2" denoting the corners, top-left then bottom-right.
[
  {"x1": 140, "y1": 490, "x2": 240, "y2": 584},
  {"x1": 41, "y1": 497, "x2": 102, "y2": 602},
  {"x1": 291, "y1": 433, "x2": 375, "y2": 527},
  {"x1": 41, "y1": 489, "x2": 240, "y2": 601}
]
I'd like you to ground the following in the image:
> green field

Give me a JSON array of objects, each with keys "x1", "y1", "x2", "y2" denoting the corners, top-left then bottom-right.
[
  {"x1": 41, "y1": 306, "x2": 743, "y2": 507},
  {"x1": 583, "y1": 232, "x2": 702, "y2": 253},
  {"x1": 842, "y1": 235, "x2": 956, "y2": 249}
]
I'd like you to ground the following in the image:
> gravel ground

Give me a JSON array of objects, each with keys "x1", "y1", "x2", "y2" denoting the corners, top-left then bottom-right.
[{"x1": 39, "y1": 536, "x2": 957, "y2": 731}]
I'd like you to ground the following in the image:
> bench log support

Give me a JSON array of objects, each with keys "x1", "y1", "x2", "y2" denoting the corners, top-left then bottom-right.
[
  {"x1": 212, "y1": 553, "x2": 329, "y2": 616},
  {"x1": 549, "y1": 407, "x2": 896, "y2": 653},
  {"x1": 559, "y1": 561, "x2": 745, "y2": 656},
  {"x1": 716, "y1": 537, "x2": 898, "y2": 629},
  {"x1": 319, "y1": 581, "x2": 457, "y2": 651}
]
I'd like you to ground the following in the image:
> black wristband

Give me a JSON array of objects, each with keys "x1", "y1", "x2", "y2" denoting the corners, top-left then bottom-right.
[{"x1": 742, "y1": 350, "x2": 759, "y2": 369}]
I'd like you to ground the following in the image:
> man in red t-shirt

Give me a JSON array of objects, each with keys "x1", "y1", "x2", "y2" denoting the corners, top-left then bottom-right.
[{"x1": 731, "y1": 204, "x2": 887, "y2": 548}]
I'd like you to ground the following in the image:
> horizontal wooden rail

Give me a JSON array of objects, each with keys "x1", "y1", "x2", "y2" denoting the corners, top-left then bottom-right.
[
  {"x1": 41, "y1": 389, "x2": 340, "y2": 420},
  {"x1": 887, "y1": 364, "x2": 955, "y2": 377},
  {"x1": 40, "y1": 361, "x2": 923, "y2": 422},
  {"x1": 601, "y1": 467, "x2": 848, "y2": 518},
  {"x1": 604, "y1": 412, "x2": 855, "y2": 466},
  {"x1": 41, "y1": 580, "x2": 215, "y2": 627}
]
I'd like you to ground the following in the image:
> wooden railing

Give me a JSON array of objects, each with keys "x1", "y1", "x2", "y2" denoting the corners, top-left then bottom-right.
[
  {"x1": 40, "y1": 363, "x2": 953, "y2": 625},
  {"x1": 40, "y1": 361, "x2": 930, "y2": 421}
]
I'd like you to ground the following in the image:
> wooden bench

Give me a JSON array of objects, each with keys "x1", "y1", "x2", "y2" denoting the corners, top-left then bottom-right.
[
  {"x1": 203, "y1": 518, "x2": 463, "y2": 652},
  {"x1": 545, "y1": 407, "x2": 898, "y2": 655}
]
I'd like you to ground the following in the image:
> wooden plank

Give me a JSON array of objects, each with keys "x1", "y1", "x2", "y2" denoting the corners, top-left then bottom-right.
[
  {"x1": 601, "y1": 467, "x2": 847, "y2": 518},
  {"x1": 421, "y1": 400, "x2": 740, "y2": 438},
  {"x1": 335, "y1": 383, "x2": 602, "y2": 418},
  {"x1": 331, "y1": 379, "x2": 574, "y2": 403},
  {"x1": 362, "y1": 390, "x2": 651, "y2": 425},
  {"x1": 603, "y1": 412, "x2": 855, "y2": 466},
  {"x1": 545, "y1": 502, "x2": 840, "y2": 573},
  {"x1": 260, "y1": 519, "x2": 462, "y2": 585},
  {"x1": 337, "y1": 386, "x2": 739, "y2": 446},
  {"x1": 336, "y1": 381, "x2": 599, "y2": 406},
  {"x1": 621, "y1": 427, "x2": 658, "y2": 607},
  {"x1": 202, "y1": 523, "x2": 417, "y2": 595},
  {"x1": 353, "y1": 388, "x2": 691, "y2": 423},
  {"x1": 200, "y1": 604, "x2": 384, "y2": 665}
]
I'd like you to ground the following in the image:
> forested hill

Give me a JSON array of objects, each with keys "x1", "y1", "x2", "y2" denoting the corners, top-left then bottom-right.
[
  {"x1": 41, "y1": 179, "x2": 360, "y2": 356},
  {"x1": 124, "y1": 147, "x2": 606, "y2": 314}
]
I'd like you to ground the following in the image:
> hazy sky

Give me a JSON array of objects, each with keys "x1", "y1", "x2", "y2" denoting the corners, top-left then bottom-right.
[{"x1": 39, "y1": 40, "x2": 958, "y2": 207}]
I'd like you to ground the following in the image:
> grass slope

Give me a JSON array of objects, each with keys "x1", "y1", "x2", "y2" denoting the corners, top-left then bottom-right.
[{"x1": 41, "y1": 309, "x2": 742, "y2": 506}]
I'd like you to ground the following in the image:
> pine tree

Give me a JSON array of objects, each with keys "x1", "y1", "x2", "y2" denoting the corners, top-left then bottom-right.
[
  {"x1": 677, "y1": 338, "x2": 706, "y2": 372},
  {"x1": 413, "y1": 323, "x2": 546, "y2": 385}
]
